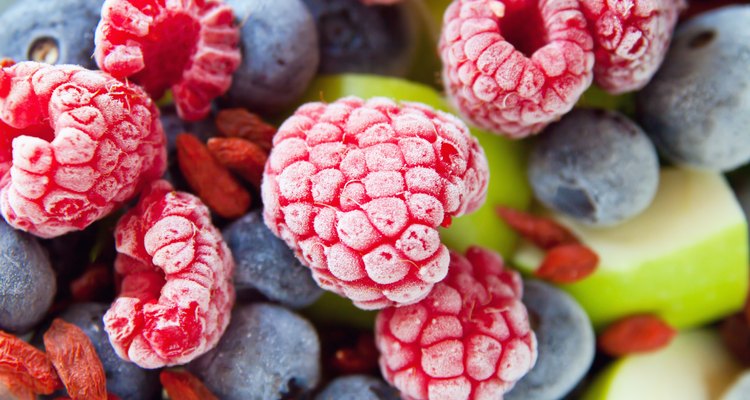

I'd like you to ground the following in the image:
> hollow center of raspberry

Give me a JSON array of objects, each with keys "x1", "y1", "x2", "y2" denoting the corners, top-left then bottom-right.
[
  {"x1": 499, "y1": 4, "x2": 548, "y2": 58},
  {"x1": 131, "y1": 11, "x2": 201, "y2": 98}
]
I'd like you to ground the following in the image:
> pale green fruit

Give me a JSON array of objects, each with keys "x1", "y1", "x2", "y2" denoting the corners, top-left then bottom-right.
[
  {"x1": 514, "y1": 168, "x2": 748, "y2": 329},
  {"x1": 584, "y1": 330, "x2": 743, "y2": 400}
]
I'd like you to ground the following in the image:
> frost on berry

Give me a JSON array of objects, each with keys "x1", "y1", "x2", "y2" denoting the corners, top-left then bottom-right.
[
  {"x1": 0, "y1": 62, "x2": 166, "y2": 238},
  {"x1": 104, "y1": 180, "x2": 235, "y2": 369},
  {"x1": 94, "y1": 0, "x2": 241, "y2": 121},
  {"x1": 375, "y1": 247, "x2": 537, "y2": 400},
  {"x1": 439, "y1": 0, "x2": 595, "y2": 138},
  {"x1": 580, "y1": 0, "x2": 684, "y2": 93},
  {"x1": 262, "y1": 97, "x2": 489, "y2": 309}
]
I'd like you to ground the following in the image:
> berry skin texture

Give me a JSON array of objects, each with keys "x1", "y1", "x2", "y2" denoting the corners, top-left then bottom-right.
[
  {"x1": 0, "y1": 61, "x2": 167, "y2": 239},
  {"x1": 315, "y1": 375, "x2": 401, "y2": 400},
  {"x1": 636, "y1": 5, "x2": 750, "y2": 171},
  {"x1": 439, "y1": 0, "x2": 595, "y2": 138},
  {"x1": 94, "y1": 0, "x2": 241, "y2": 121},
  {"x1": 375, "y1": 246, "x2": 537, "y2": 400},
  {"x1": 104, "y1": 179, "x2": 235, "y2": 369},
  {"x1": 262, "y1": 96, "x2": 490, "y2": 309},
  {"x1": 529, "y1": 109, "x2": 659, "y2": 226},
  {"x1": 580, "y1": 0, "x2": 684, "y2": 94}
]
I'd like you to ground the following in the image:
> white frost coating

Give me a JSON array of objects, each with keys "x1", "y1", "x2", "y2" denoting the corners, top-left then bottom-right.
[
  {"x1": 389, "y1": 304, "x2": 428, "y2": 343},
  {"x1": 420, "y1": 315, "x2": 463, "y2": 347},
  {"x1": 363, "y1": 244, "x2": 411, "y2": 285},
  {"x1": 466, "y1": 335, "x2": 503, "y2": 380},
  {"x1": 311, "y1": 168, "x2": 345, "y2": 204},
  {"x1": 282, "y1": 203, "x2": 315, "y2": 236},
  {"x1": 277, "y1": 161, "x2": 315, "y2": 201},
  {"x1": 365, "y1": 143, "x2": 404, "y2": 172},
  {"x1": 421, "y1": 339, "x2": 465, "y2": 378},
  {"x1": 396, "y1": 224, "x2": 441, "y2": 262},
  {"x1": 498, "y1": 339, "x2": 534, "y2": 382},
  {"x1": 427, "y1": 377, "x2": 471, "y2": 400},
  {"x1": 327, "y1": 243, "x2": 365, "y2": 282},
  {"x1": 407, "y1": 193, "x2": 445, "y2": 227},
  {"x1": 363, "y1": 171, "x2": 405, "y2": 198},
  {"x1": 336, "y1": 210, "x2": 380, "y2": 251},
  {"x1": 363, "y1": 197, "x2": 409, "y2": 237}
]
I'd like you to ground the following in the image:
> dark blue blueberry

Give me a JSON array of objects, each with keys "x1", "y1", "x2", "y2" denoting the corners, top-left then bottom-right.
[
  {"x1": 505, "y1": 280, "x2": 595, "y2": 400},
  {"x1": 0, "y1": 218, "x2": 55, "y2": 334},
  {"x1": 0, "y1": 0, "x2": 101, "y2": 68},
  {"x1": 302, "y1": 0, "x2": 417, "y2": 77},
  {"x1": 223, "y1": 0, "x2": 319, "y2": 114},
  {"x1": 223, "y1": 211, "x2": 323, "y2": 309},
  {"x1": 188, "y1": 303, "x2": 321, "y2": 400},
  {"x1": 637, "y1": 5, "x2": 750, "y2": 171},
  {"x1": 315, "y1": 375, "x2": 399, "y2": 400},
  {"x1": 56, "y1": 303, "x2": 161, "y2": 400},
  {"x1": 529, "y1": 108, "x2": 659, "y2": 226}
]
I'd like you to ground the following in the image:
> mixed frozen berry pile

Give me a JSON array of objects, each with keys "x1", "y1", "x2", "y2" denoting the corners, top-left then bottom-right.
[{"x1": 1, "y1": 0, "x2": 750, "y2": 399}]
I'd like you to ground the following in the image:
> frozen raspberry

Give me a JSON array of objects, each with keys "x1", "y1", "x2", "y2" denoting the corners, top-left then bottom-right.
[
  {"x1": 94, "y1": 0, "x2": 241, "y2": 121},
  {"x1": 580, "y1": 0, "x2": 685, "y2": 94},
  {"x1": 440, "y1": 0, "x2": 595, "y2": 138},
  {"x1": 104, "y1": 180, "x2": 235, "y2": 369},
  {"x1": 376, "y1": 246, "x2": 537, "y2": 400},
  {"x1": 262, "y1": 96, "x2": 489, "y2": 309},
  {"x1": 0, "y1": 61, "x2": 166, "y2": 239}
]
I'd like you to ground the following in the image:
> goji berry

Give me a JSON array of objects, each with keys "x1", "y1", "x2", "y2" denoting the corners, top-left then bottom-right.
[
  {"x1": 496, "y1": 206, "x2": 579, "y2": 249},
  {"x1": 160, "y1": 370, "x2": 218, "y2": 400},
  {"x1": 215, "y1": 108, "x2": 276, "y2": 152},
  {"x1": 535, "y1": 244, "x2": 598, "y2": 284},
  {"x1": 0, "y1": 330, "x2": 61, "y2": 395},
  {"x1": 207, "y1": 137, "x2": 268, "y2": 189},
  {"x1": 598, "y1": 314, "x2": 676, "y2": 357}
]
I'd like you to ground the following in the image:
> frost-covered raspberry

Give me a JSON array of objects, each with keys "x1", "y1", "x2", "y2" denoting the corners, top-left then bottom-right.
[
  {"x1": 262, "y1": 96, "x2": 489, "y2": 309},
  {"x1": 104, "y1": 180, "x2": 235, "y2": 369},
  {"x1": 440, "y1": 0, "x2": 595, "y2": 138},
  {"x1": 375, "y1": 247, "x2": 537, "y2": 400},
  {"x1": 0, "y1": 61, "x2": 166, "y2": 238},
  {"x1": 94, "y1": 0, "x2": 241, "y2": 121},
  {"x1": 580, "y1": 0, "x2": 684, "y2": 93}
]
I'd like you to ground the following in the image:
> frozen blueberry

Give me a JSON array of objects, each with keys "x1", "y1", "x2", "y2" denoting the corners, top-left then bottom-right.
[
  {"x1": 223, "y1": 211, "x2": 323, "y2": 309},
  {"x1": 0, "y1": 218, "x2": 55, "y2": 333},
  {"x1": 528, "y1": 109, "x2": 660, "y2": 226},
  {"x1": 160, "y1": 105, "x2": 217, "y2": 156},
  {"x1": 0, "y1": 0, "x2": 101, "y2": 68},
  {"x1": 315, "y1": 375, "x2": 399, "y2": 400},
  {"x1": 188, "y1": 303, "x2": 321, "y2": 400},
  {"x1": 302, "y1": 0, "x2": 417, "y2": 76},
  {"x1": 637, "y1": 5, "x2": 750, "y2": 171},
  {"x1": 223, "y1": 0, "x2": 319, "y2": 114},
  {"x1": 56, "y1": 303, "x2": 161, "y2": 400},
  {"x1": 505, "y1": 280, "x2": 595, "y2": 400}
]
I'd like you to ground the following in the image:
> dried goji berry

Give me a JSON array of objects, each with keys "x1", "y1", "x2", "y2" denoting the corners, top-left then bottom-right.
[
  {"x1": 160, "y1": 370, "x2": 218, "y2": 400},
  {"x1": 43, "y1": 319, "x2": 107, "y2": 400},
  {"x1": 176, "y1": 133, "x2": 252, "y2": 219},
  {"x1": 70, "y1": 263, "x2": 114, "y2": 302},
  {"x1": 598, "y1": 314, "x2": 676, "y2": 357},
  {"x1": 496, "y1": 206, "x2": 579, "y2": 249},
  {"x1": 0, "y1": 330, "x2": 61, "y2": 395},
  {"x1": 215, "y1": 108, "x2": 276, "y2": 151},
  {"x1": 535, "y1": 243, "x2": 598, "y2": 284},
  {"x1": 207, "y1": 137, "x2": 268, "y2": 189},
  {"x1": 0, "y1": 58, "x2": 14, "y2": 68}
]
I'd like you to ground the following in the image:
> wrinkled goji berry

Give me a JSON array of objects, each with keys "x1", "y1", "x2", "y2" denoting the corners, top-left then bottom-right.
[
  {"x1": 215, "y1": 108, "x2": 275, "y2": 151},
  {"x1": 535, "y1": 243, "x2": 598, "y2": 284},
  {"x1": 496, "y1": 206, "x2": 579, "y2": 249},
  {"x1": 160, "y1": 370, "x2": 218, "y2": 400},
  {"x1": 0, "y1": 330, "x2": 61, "y2": 396},
  {"x1": 599, "y1": 314, "x2": 676, "y2": 357},
  {"x1": 207, "y1": 137, "x2": 268, "y2": 189}
]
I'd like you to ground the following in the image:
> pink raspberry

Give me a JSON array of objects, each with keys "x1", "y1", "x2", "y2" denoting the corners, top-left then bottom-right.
[
  {"x1": 104, "y1": 180, "x2": 235, "y2": 369},
  {"x1": 262, "y1": 96, "x2": 489, "y2": 309},
  {"x1": 580, "y1": 0, "x2": 685, "y2": 93},
  {"x1": 440, "y1": 0, "x2": 595, "y2": 138},
  {"x1": 0, "y1": 61, "x2": 166, "y2": 239},
  {"x1": 94, "y1": 0, "x2": 241, "y2": 121},
  {"x1": 375, "y1": 247, "x2": 537, "y2": 400}
]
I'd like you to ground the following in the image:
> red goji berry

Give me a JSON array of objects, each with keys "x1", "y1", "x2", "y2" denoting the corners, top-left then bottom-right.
[
  {"x1": 215, "y1": 108, "x2": 276, "y2": 152},
  {"x1": 207, "y1": 137, "x2": 268, "y2": 189},
  {"x1": 160, "y1": 370, "x2": 218, "y2": 400},
  {"x1": 496, "y1": 206, "x2": 579, "y2": 249},
  {"x1": 70, "y1": 263, "x2": 113, "y2": 302},
  {"x1": 0, "y1": 330, "x2": 61, "y2": 396},
  {"x1": 535, "y1": 243, "x2": 598, "y2": 284},
  {"x1": 598, "y1": 314, "x2": 676, "y2": 357}
]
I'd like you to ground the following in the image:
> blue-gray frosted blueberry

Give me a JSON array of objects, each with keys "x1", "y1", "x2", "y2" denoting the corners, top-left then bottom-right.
[
  {"x1": 529, "y1": 108, "x2": 659, "y2": 226},
  {"x1": 315, "y1": 375, "x2": 399, "y2": 400},
  {"x1": 636, "y1": 5, "x2": 750, "y2": 171}
]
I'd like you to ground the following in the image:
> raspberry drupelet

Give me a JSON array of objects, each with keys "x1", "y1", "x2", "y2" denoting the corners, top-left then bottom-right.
[
  {"x1": 0, "y1": 61, "x2": 166, "y2": 239},
  {"x1": 104, "y1": 180, "x2": 235, "y2": 369},
  {"x1": 440, "y1": 0, "x2": 595, "y2": 138},
  {"x1": 94, "y1": 0, "x2": 241, "y2": 121},
  {"x1": 262, "y1": 96, "x2": 490, "y2": 310},
  {"x1": 376, "y1": 246, "x2": 537, "y2": 400}
]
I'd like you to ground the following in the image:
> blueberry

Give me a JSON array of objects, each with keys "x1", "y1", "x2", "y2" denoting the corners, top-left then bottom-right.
[
  {"x1": 302, "y1": 0, "x2": 417, "y2": 76},
  {"x1": 315, "y1": 375, "x2": 399, "y2": 400},
  {"x1": 528, "y1": 108, "x2": 660, "y2": 226},
  {"x1": 160, "y1": 105, "x2": 217, "y2": 156},
  {"x1": 188, "y1": 303, "x2": 321, "y2": 400},
  {"x1": 223, "y1": 211, "x2": 323, "y2": 309},
  {"x1": 636, "y1": 5, "x2": 750, "y2": 171},
  {"x1": 505, "y1": 280, "x2": 595, "y2": 400},
  {"x1": 223, "y1": 0, "x2": 319, "y2": 114},
  {"x1": 0, "y1": 218, "x2": 55, "y2": 333},
  {"x1": 56, "y1": 303, "x2": 161, "y2": 400},
  {"x1": 0, "y1": 0, "x2": 101, "y2": 68}
]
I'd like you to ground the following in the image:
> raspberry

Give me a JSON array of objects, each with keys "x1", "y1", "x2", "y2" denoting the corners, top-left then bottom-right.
[
  {"x1": 580, "y1": 0, "x2": 684, "y2": 93},
  {"x1": 103, "y1": 180, "x2": 235, "y2": 369},
  {"x1": 375, "y1": 246, "x2": 537, "y2": 400},
  {"x1": 439, "y1": 0, "x2": 595, "y2": 138},
  {"x1": 262, "y1": 96, "x2": 489, "y2": 309},
  {"x1": 0, "y1": 61, "x2": 166, "y2": 239},
  {"x1": 94, "y1": 0, "x2": 241, "y2": 121}
]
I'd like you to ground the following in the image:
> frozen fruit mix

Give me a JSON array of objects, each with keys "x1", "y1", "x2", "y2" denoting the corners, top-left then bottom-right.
[{"x1": 0, "y1": 0, "x2": 749, "y2": 399}]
